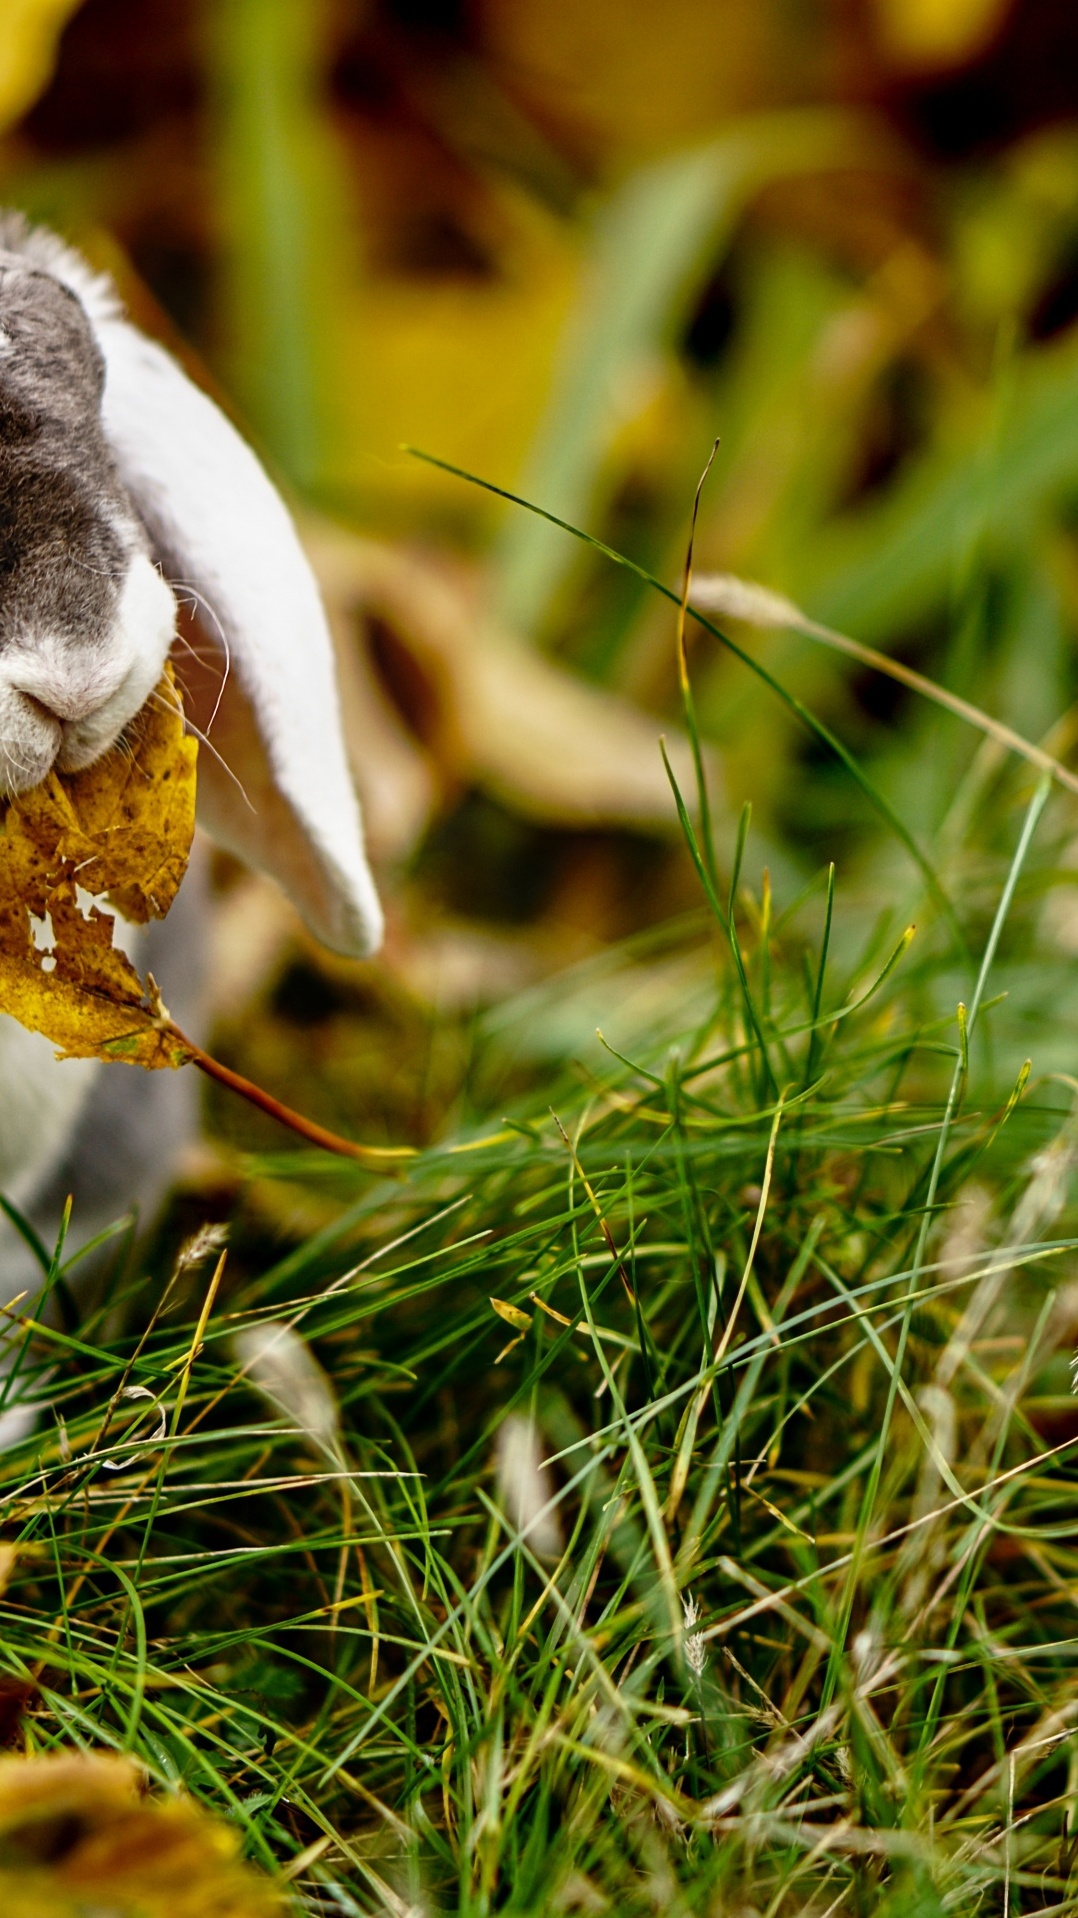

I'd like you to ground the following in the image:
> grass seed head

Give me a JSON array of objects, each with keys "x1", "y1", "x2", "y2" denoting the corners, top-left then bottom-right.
[{"x1": 682, "y1": 1592, "x2": 707, "y2": 1678}]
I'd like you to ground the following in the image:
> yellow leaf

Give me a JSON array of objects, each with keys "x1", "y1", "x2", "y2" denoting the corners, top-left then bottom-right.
[
  {"x1": 0, "y1": 1751, "x2": 287, "y2": 1916},
  {"x1": 743, "y1": 1482, "x2": 813, "y2": 1542},
  {"x1": 0, "y1": 0, "x2": 86, "y2": 133},
  {"x1": 0, "y1": 667, "x2": 198, "y2": 1070},
  {"x1": 490, "y1": 1298, "x2": 533, "y2": 1331}
]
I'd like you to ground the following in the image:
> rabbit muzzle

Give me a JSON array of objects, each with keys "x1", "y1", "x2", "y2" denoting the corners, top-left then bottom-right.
[{"x1": 0, "y1": 550, "x2": 177, "y2": 794}]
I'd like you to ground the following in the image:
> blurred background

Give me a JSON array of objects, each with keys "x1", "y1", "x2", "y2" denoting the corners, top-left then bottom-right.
[{"x1": 5, "y1": 0, "x2": 1078, "y2": 1220}]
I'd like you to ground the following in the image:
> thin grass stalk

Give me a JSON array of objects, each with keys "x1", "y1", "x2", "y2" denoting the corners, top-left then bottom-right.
[
  {"x1": 407, "y1": 447, "x2": 966, "y2": 950},
  {"x1": 821, "y1": 773, "x2": 1051, "y2": 1710}
]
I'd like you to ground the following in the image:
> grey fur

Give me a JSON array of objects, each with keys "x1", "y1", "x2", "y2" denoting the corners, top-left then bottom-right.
[{"x1": 0, "y1": 253, "x2": 139, "y2": 658}]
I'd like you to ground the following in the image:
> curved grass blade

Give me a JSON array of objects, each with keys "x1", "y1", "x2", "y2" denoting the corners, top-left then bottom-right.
[
  {"x1": 661, "y1": 744, "x2": 778, "y2": 1099},
  {"x1": 405, "y1": 447, "x2": 966, "y2": 952}
]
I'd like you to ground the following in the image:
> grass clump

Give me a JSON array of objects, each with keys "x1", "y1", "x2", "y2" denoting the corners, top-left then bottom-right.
[{"x1": 0, "y1": 750, "x2": 1075, "y2": 1916}]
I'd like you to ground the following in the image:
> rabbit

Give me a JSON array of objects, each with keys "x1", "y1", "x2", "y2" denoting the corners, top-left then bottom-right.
[{"x1": 0, "y1": 213, "x2": 383, "y2": 1383}]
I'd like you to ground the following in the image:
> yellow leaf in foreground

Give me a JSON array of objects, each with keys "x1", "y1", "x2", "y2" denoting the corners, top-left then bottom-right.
[
  {"x1": 0, "y1": 668, "x2": 198, "y2": 1069},
  {"x1": 0, "y1": 669, "x2": 417, "y2": 1161},
  {"x1": 0, "y1": 1751, "x2": 287, "y2": 1916}
]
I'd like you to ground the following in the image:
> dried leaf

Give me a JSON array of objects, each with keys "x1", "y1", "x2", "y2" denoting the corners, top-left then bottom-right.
[
  {"x1": 0, "y1": 667, "x2": 197, "y2": 1070},
  {"x1": 495, "y1": 1413, "x2": 562, "y2": 1559},
  {"x1": 490, "y1": 1297, "x2": 533, "y2": 1331},
  {"x1": 303, "y1": 525, "x2": 720, "y2": 831},
  {"x1": 233, "y1": 1320, "x2": 341, "y2": 1456},
  {"x1": 0, "y1": 1751, "x2": 287, "y2": 1916}
]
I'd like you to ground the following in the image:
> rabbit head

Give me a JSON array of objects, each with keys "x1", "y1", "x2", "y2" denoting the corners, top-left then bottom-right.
[
  {"x1": 0, "y1": 256, "x2": 175, "y2": 797},
  {"x1": 0, "y1": 212, "x2": 382, "y2": 960}
]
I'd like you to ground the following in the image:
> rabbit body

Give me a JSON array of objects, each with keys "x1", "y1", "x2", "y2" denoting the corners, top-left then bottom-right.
[{"x1": 0, "y1": 213, "x2": 381, "y2": 1279}]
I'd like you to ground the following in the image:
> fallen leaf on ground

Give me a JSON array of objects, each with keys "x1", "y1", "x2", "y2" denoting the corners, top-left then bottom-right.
[
  {"x1": 0, "y1": 1750, "x2": 287, "y2": 1916},
  {"x1": 302, "y1": 522, "x2": 721, "y2": 833},
  {"x1": 0, "y1": 666, "x2": 197, "y2": 1069}
]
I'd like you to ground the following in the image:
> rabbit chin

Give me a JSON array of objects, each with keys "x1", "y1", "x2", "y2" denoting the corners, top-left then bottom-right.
[{"x1": 0, "y1": 552, "x2": 177, "y2": 795}]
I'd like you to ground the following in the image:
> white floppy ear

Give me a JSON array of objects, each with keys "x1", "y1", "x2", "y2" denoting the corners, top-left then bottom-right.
[{"x1": 92, "y1": 318, "x2": 383, "y2": 959}]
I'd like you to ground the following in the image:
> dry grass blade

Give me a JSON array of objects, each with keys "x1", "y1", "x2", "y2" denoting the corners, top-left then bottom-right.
[{"x1": 690, "y1": 571, "x2": 1078, "y2": 799}]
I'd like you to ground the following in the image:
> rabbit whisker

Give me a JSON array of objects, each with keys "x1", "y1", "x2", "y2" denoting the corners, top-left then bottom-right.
[
  {"x1": 0, "y1": 736, "x2": 39, "y2": 782},
  {"x1": 167, "y1": 579, "x2": 231, "y2": 736},
  {"x1": 147, "y1": 686, "x2": 255, "y2": 814},
  {"x1": 65, "y1": 554, "x2": 126, "y2": 581},
  {"x1": 170, "y1": 629, "x2": 222, "y2": 664}
]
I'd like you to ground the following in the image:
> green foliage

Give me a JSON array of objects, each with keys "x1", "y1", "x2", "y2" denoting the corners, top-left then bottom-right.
[
  {"x1": 2, "y1": 744, "x2": 1078, "y2": 1912},
  {"x1": 10, "y1": 7, "x2": 1078, "y2": 1911}
]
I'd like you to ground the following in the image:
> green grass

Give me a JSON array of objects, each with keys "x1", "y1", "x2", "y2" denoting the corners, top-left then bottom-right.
[
  {"x1": 2, "y1": 722, "x2": 1078, "y2": 1915},
  {"x1": 13, "y1": 15, "x2": 1078, "y2": 1911}
]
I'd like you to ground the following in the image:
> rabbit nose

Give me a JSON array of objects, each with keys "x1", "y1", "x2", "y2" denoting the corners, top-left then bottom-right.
[
  {"x1": 12, "y1": 674, "x2": 111, "y2": 726},
  {"x1": 17, "y1": 690, "x2": 67, "y2": 727}
]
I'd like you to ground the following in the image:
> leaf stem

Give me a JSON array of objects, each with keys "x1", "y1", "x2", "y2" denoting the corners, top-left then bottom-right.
[{"x1": 172, "y1": 1025, "x2": 416, "y2": 1169}]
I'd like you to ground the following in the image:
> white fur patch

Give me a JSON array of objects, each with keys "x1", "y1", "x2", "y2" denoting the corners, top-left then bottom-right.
[
  {"x1": 0, "y1": 1021, "x2": 100, "y2": 1209},
  {"x1": 96, "y1": 323, "x2": 384, "y2": 957},
  {"x1": 56, "y1": 553, "x2": 177, "y2": 772},
  {"x1": 0, "y1": 550, "x2": 177, "y2": 790}
]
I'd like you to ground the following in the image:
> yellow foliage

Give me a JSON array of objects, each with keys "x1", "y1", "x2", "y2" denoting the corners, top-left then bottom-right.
[
  {"x1": 0, "y1": 1751, "x2": 287, "y2": 1916},
  {"x1": 330, "y1": 187, "x2": 577, "y2": 526},
  {"x1": 477, "y1": 0, "x2": 791, "y2": 157},
  {"x1": 0, "y1": 0, "x2": 85, "y2": 133},
  {"x1": 871, "y1": 0, "x2": 1013, "y2": 68},
  {"x1": 0, "y1": 668, "x2": 197, "y2": 1070}
]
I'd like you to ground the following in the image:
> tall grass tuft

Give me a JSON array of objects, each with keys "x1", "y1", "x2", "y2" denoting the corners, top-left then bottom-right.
[{"x1": 0, "y1": 718, "x2": 1076, "y2": 1912}]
